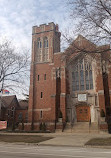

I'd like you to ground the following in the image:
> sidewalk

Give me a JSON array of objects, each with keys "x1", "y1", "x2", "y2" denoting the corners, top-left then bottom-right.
[
  {"x1": 0, "y1": 131, "x2": 111, "y2": 147},
  {"x1": 39, "y1": 132, "x2": 111, "y2": 147}
]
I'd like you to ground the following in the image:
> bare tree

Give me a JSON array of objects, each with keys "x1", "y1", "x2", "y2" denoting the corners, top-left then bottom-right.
[
  {"x1": 0, "y1": 39, "x2": 30, "y2": 93},
  {"x1": 62, "y1": 0, "x2": 111, "y2": 63},
  {"x1": 68, "y1": 0, "x2": 111, "y2": 45}
]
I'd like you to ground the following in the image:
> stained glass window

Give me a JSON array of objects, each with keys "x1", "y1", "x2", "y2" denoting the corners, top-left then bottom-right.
[{"x1": 72, "y1": 59, "x2": 93, "y2": 91}]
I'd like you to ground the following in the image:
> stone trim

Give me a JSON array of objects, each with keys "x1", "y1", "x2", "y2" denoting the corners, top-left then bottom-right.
[
  {"x1": 28, "y1": 108, "x2": 51, "y2": 112},
  {"x1": 60, "y1": 93, "x2": 66, "y2": 96},
  {"x1": 32, "y1": 122, "x2": 55, "y2": 126},
  {"x1": 54, "y1": 52, "x2": 62, "y2": 55},
  {"x1": 24, "y1": 123, "x2": 31, "y2": 125},
  {"x1": 98, "y1": 90, "x2": 104, "y2": 95},
  {"x1": 32, "y1": 30, "x2": 54, "y2": 35},
  {"x1": 19, "y1": 123, "x2": 31, "y2": 125},
  {"x1": 33, "y1": 108, "x2": 51, "y2": 112},
  {"x1": 51, "y1": 94, "x2": 56, "y2": 97},
  {"x1": 49, "y1": 63, "x2": 54, "y2": 65}
]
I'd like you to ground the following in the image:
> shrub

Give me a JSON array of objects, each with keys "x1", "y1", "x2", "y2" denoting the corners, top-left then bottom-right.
[
  {"x1": 39, "y1": 122, "x2": 46, "y2": 132},
  {"x1": 100, "y1": 109, "x2": 105, "y2": 117},
  {"x1": 59, "y1": 110, "x2": 63, "y2": 118},
  {"x1": 42, "y1": 123, "x2": 46, "y2": 131},
  {"x1": 22, "y1": 121, "x2": 24, "y2": 130},
  {"x1": 39, "y1": 123, "x2": 43, "y2": 131}
]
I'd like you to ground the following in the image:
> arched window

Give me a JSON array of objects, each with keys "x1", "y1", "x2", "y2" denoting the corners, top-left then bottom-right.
[
  {"x1": 37, "y1": 38, "x2": 42, "y2": 62},
  {"x1": 11, "y1": 107, "x2": 15, "y2": 117},
  {"x1": 43, "y1": 37, "x2": 49, "y2": 61},
  {"x1": 37, "y1": 37, "x2": 42, "y2": 49},
  {"x1": 72, "y1": 59, "x2": 93, "y2": 91},
  {"x1": 44, "y1": 37, "x2": 48, "y2": 48},
  {"x1": 18, "y1": 112, "x2": 22, "y2": 122}
]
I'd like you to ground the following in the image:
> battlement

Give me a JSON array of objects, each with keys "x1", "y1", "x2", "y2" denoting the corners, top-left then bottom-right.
[{"x1": 32, "y1": 22, "x2": 59, "y2": 34}]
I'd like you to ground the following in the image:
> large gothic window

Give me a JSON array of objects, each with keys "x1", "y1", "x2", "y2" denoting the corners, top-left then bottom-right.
[{"x1": 72, "y1": 59, "x2": 93, "y2": 91}]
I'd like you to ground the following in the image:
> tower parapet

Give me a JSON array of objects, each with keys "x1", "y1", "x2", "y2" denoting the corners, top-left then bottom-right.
[
  {"x1": 32, "y1": 22, "x2": 59, "y2": 34},
  {"x1": 32, "y1": 22, "x2": 61, "y2": 63}
]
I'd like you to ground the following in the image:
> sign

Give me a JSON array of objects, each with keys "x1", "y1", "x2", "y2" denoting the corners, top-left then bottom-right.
[
  {"x1": 78, "y1": 94, "x2": 87, "y2": 102},
  {"x1": 0, "y1": 121, "x2": 7, "y2": 130}
]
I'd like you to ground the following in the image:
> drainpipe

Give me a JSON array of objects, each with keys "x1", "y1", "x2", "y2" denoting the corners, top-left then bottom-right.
[
  {"x1": 0, "y1": 94, "x2": 1, "y2": 120},
  {"x1": 0, "y1": 89, "x2": 2, "y2": 120},
  {"x1": 31, "y1": 41, "x2": 36, "y2": 130}
]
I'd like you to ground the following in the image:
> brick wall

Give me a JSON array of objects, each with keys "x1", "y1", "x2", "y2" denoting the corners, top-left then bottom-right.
[{"x1": 27, "y1": 23, "x2": 111, "y2": 132}]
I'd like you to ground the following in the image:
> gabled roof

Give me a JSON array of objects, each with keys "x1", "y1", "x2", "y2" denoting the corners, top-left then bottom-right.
[
  {"x1": 75, "y1": 35, "x2": 96, "y2": 47},
  {"x1": 64, "y1": 34, "x2": 110, "y2": 64},
  {"x1": 1, "y1": 95, "x2": 19, "y2": 108},
  {"x1": 65, "y1": 35, "x2": 97, "y2": 56}
]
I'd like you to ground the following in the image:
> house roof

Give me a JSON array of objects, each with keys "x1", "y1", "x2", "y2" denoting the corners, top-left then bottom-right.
[
  {"x1": 1, "y1": 95, "x2": 18, "y2": 108},
  {"x1": 18, "y1": 100, "x2": 28, "y2": 110}
]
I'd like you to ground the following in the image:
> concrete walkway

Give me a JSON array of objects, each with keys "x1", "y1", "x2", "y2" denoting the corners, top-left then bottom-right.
[
  {"x1": 0, "y1": 131, "x2": 111, "y2": 147},
  {"x1": 39, "y1": 132, "x2": 111, "y2": 147}
]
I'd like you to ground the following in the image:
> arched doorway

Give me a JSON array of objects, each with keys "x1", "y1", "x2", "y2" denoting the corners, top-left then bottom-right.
[{"x1": 76, "y1": 105, "x2": 90, "y2": 122}]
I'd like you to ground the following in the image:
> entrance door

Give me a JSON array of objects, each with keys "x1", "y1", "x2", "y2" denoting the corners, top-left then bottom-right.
[{"x1": 76, "y1": 105, "x2": 90, "y2": 122}]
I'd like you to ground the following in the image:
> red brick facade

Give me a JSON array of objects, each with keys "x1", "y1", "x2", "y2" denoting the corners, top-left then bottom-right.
[{"x1": 27, "y1": 23, "x2": 111, "y2": 132}]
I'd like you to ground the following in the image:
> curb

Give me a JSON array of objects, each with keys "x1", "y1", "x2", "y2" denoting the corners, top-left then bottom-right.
[
  {"x1": 85, "y1": 145, "x2": 111, "y2": 149},
  {"x1": 38, "y1": 143, "x2": 84, "y2": 148},
  {"x1": 39, "y1": 143, "x2": 111, "y2": 149},
  {"x1": 0, "y1": 141, "x2": 111, "y2": 149}
]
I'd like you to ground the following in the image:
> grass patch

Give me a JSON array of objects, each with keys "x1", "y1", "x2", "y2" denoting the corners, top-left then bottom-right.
[
  {"x1": 0, "y1": 134, "x2": 53, "y2": 143},
  {"x1": 85, "y1": 137, "x2": 111, "y2": 146}
]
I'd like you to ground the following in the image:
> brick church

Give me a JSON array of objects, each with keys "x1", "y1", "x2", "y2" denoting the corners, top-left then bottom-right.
[{"x1": 26, "y1": 22, "x2": 111, "y2": 132}]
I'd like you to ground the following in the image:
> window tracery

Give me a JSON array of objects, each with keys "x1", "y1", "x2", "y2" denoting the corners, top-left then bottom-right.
[
  {"x1": 37, "y1": 37, "x2": 42, "y2": 49},
  {"x1": 43, "y1": 37, "x2": 49, "y2": 61},
  {"x1": 44, "y1": 37, "x2": 48, "y2": 48},
  {"x1": 37, "y1": 37, "x2": 42, "y2": 62},
  {"x1": 72, "y1": 59, "x2": 93, "y2": 91}
]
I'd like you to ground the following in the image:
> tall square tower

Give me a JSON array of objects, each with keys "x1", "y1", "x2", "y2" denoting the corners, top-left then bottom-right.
[{"x1": 28, "y1": 23, "x2": 62, "y2": 131}]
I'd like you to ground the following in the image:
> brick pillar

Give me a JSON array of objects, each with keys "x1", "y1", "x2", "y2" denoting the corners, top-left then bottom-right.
[
  {"x1": 50, "y1": 72, "x2": 57, "y2": 131},
  {"x1": 107, "y1": 66, "x2": 111, "y2": 111},
  {"x1": 28, "y1": 40, "x2": 36, "y2": 130},
  {"x1": 96, "y1": 67, "x2": 106, "y2": 112},
  {"x1": 60, "y1": 66, "x2": 66, "y2": 122},
  {"x1": 51, "y1": 72, "x2": 57, "y2": 121}
]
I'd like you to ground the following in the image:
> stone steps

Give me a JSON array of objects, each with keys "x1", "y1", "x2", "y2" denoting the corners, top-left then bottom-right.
[{"x1": 64, "y1": 122, "x2": 99, "y2": 133}]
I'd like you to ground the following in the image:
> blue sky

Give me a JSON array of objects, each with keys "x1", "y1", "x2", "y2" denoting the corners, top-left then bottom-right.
[
  {"x1": 0, "y1": 0, "x2": 71, "y2": 51},
  {"x1": 0, "y1": 0, "x2": 73, "y2": 98}
]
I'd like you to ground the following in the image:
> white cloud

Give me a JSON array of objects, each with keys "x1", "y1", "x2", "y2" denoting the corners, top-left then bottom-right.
[
  {"x1": 0, "y1": 0, "x2": 70, "y2": 98},
  {"x1": 0, "y1": 0, "x2": 69, "y2": 50}
]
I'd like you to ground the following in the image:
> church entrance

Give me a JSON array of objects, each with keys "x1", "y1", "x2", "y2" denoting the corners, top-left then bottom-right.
[{"x1": 76, "y1": 105, "x2": 90, "y2": 122}]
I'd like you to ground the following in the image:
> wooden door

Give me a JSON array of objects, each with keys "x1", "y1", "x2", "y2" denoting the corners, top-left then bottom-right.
[{"x1": 76, "y1": 105, "x2": 90, "y2": 122}]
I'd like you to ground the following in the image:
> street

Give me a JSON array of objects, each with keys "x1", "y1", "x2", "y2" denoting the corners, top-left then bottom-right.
[{"x1": 0, "y1": 143, "x2": 111, "y2": 158}]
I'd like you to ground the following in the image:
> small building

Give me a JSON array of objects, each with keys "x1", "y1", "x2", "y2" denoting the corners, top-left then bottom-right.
[
  {"x1": 0, "y1": 95, "x2": 28, "y2": 129},
  {"x1": 0, "y1": 95, "x2": 19, "y2": 127}
]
